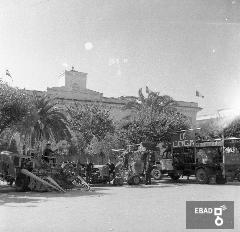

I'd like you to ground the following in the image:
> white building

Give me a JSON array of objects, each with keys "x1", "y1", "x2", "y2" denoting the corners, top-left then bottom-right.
[{"x1": 46, "y1": 67, "x2": 201, "y2": 126}]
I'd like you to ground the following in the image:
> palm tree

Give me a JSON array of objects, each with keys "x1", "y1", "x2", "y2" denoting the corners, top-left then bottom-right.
[
  {"x1": 120, "y1": 87, "x2": 190, "y2": 143},
  {"x1": 13, "y1": 93, "x2": 71, "y2": 151},
  {"x1": 123, "y1": 86, "x2": 178, "y2": 122}
]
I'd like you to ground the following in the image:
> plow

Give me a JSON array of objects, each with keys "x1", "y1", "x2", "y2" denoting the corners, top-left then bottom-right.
[{"x1": 0, "y1": 151, "x2": 91, "y2": 193}]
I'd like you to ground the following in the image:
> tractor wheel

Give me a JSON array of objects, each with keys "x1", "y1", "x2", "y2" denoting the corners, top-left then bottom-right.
[
  {"x1": 118, "y1": 178, "x2": 124, "y2": 186},
  {"x1": 132, "y1": 175, "x2": 141, "y2": 185},
  {"x1": 216, "y1": 176, "x2": 226, "y2": 185},
  {"x1": 152, "y1": 169, "x2": 162, "y2": 180},
  {"x1": 170, "y1": 174, "x2": 180, "y2": 181},
  {"x1": 15, "y1": 173, "x2": 30, "y2": 192},
  {"x1": 196, "y1": 168, "x2": 209, "y2": 184},
  {"x1": 113, "y1": 178, "x2": 119, "y2": 186},
  {"x1": 127, "y1": 176, "x2": 133, "y2": 185},
  {"x1": 236, "y1": 173, "x2": 240, "y2": 182}
]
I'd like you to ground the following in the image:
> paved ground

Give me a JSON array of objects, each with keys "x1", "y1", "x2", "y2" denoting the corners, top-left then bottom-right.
[{"x1": 0, "y1": 178, "x2": 239, "y2": 232}]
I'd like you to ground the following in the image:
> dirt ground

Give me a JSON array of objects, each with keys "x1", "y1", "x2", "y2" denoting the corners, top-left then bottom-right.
[{"x1": 0, "y1": 178, "x2": 239, "y2": 232}]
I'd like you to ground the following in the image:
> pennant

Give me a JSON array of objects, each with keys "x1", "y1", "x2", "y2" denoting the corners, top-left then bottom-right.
[
  {"x1": 6, "y1": 69, "x2": 12, "y2": 79},
  {"x1": 196, "y1": 90, "x2": 204, "y2": 98},
  {"x1": 146, "y1": 86, "x2": 152, "y2": 94},
  {"x1": 146, "y1": 86, "x2": 150, "y2": 94}
]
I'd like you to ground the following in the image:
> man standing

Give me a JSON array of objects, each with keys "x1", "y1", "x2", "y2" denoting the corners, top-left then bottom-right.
[
  {"x1": 42, "y1": 143, "x2": 55, "y2": 163},
  {"x1": 145, "y1": 152, "x2": 154, "y2": 185},
  {"x1": 107, "y1": 162, "x2": 115, "y2": 179},
  {"x1": 141, "y1": 151, "x2": 148, "y2": 173},
  {"x1": 123, "y1": 151, "x2": 131, "y2": 169},
  {"x1": 86, "y1": 162, "x2": 93, "y2": 183}
]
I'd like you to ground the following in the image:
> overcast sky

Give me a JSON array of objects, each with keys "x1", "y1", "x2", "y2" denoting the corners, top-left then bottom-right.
[{"x1": 1, "y1": 0, "x2": 240, "y2": 115}]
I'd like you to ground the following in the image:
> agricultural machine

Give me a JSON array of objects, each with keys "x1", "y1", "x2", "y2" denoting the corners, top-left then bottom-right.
[
  {"x1": 87, "y1": 164, "x2": 118, "y2": 184},
  {"x1": 112, "y1": 142, "x2": 160, "y2": 185},
  {"x1": 0, "y1": 151, "x2": 90, "y2": 192}
]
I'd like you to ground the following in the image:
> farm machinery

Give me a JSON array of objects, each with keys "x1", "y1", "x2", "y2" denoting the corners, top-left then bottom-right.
[
  {"x1": 88, "y1": 164, "x2": 116, "y2": 184},
  {"x1": 112, "y1": 142, "x2": 160, "y2": 185},
  {"x1": 0, "y1": 151, "x2": 90, "y2": 192}
]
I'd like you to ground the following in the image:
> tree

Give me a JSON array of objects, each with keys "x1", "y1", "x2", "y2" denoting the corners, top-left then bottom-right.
[
  {"x1": 0, "y1": 129, "x2": 19, "y2": 152},
  {"x1": 85, "y1": 133, "x2": 123, "y2": 164},
  {"x1": 196, "y1": 118, "x2": 223, "y2": 140},
  {"x1": 68, "y1": 134, "x2": 86, "y2": 155},
  {"x1": 196, "y1": 115, "x2": 240, "y2": 140},
  {"x1": 118, "y1": 112, "x2": 189, "y2": 144},
  {"x1": 120, "y1": 87, "x2": 190, "y2": 144},
  {"x1": 223, "y1": 117, "x2": 240, "y2": 138},
  {"x1": 123, "y1": 87, "x2": 177, "y2": 117},
  {"x1": 13, "y1": 93, "x2": 71, "y2": 149},
  {"x1": 0, "y1": 83, "x2": 31, "y2": 135},
  {"x1": 68, "y1": 103, "x2": 115, "y2": 151}
]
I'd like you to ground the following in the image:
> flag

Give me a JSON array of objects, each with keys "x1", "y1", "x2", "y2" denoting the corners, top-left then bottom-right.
[
  {"x1": 146, "y1": 86, "x2": 152, "y2": 94},
  {"x1": 196, "y1": 90, "x2": 204, "y2": 98},
  {"x1": 146, "y1": 86, "x2": 150, "y2": 94},
  {"x1": 6, "y1": 69, "x2": 12, "y2": 79}
]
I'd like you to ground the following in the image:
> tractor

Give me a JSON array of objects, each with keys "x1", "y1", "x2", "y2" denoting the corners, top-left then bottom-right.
[
  {"x1": 113, "y1": 142, "x2": 160, "y2": 185},
  {"x1": 0, "y1": 150, "x2": 90, "y2": 192}
]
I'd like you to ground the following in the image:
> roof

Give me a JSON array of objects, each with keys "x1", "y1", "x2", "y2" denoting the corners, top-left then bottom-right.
[{"x1": 224, "y1": 137, "x2": 240, "y2": 140}]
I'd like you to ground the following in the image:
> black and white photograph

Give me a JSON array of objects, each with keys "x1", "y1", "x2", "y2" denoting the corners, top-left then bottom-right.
[{"x1": 0, "y1": 0, "x2": 239, "y2": 231}]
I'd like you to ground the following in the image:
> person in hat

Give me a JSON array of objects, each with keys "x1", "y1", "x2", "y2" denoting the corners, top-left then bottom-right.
[
  {"x1": 107, "y1": 161, "x2": 115, "y2": 180},
  {"x1": 42, "y1": 142, "x2": 55, "y2": 163}
]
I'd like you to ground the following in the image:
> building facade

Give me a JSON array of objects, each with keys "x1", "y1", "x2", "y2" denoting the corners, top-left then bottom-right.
[{"x1": 46, "y1": 68, "x2": 201, "y2": 126}]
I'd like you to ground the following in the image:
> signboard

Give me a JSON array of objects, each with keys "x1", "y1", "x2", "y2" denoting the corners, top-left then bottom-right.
[
  {"x1": 196, "y1": 141, "x2": 223, "y2": 148},
  {"x1": 172, "y1": 130, "x2": 195, "y2": 148}
]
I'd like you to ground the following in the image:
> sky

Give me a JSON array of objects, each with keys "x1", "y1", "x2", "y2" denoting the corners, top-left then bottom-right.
[{"x1": 0, "y1": 0, "x2": 240, "y2": 116}]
